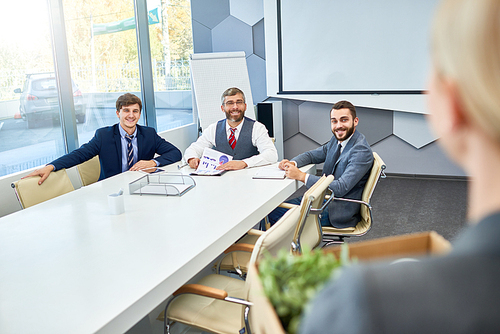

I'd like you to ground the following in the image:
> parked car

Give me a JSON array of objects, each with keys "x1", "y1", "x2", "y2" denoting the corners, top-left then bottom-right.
[{"x1": 14, "y1": 73, "x2": 85, "y2": 128}]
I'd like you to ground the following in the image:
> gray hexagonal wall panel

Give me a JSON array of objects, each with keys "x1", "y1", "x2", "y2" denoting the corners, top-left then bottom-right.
[
  {"x1": 230, "y1": 0, "x2": 264, "y2": 26},
  {"x1": 393, "y1": 111, "x2": 437, "y2": 149},
  {"x1": 212, "y1": 16, "x2": 253, "y2": 56},
  {"x1": 299, "y1": 101, "x2": 333, "y2": 145},
  {"x1": 192, "y1": 20, "x2": 213, "y2": 53},
  {"x1": 252, "y1": 19, "x2": 265, "y2": 60},
  {"x1": 246, "y1": 54, "x2": 267, "y2": 103},
  {"x1": 355, "y1": 106, "x2": 393, "y2": 146},
  {"x1": 371, "y1": 135, "x2": 465, "y2": 176},
  {"x1": 191, "y1": 0, "x2": 230, "y2": 29},
  {"x1": 284, "y1": 132, "x2": 321, "y2": 161},
  {"x1": 281, "y1": 99, "x2": 300, "y2": 141}
]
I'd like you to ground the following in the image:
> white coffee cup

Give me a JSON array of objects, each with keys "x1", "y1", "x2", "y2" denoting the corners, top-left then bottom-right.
[{"x1": 108, "y1": 192, "x2": 125, "y2": 215}]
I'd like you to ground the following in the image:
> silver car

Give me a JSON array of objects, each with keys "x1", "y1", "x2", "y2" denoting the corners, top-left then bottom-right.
[{"x1": 14, "y1": 73, "x2": 85, "y2": 128}]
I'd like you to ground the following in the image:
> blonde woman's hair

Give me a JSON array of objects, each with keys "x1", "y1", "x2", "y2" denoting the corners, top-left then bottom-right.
[{"x1": 432, "y1": 0, "x2": 500, "y2": 142}]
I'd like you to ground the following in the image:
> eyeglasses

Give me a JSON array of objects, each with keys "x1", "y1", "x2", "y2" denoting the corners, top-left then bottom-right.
[{"x1": 224, "y1": 100, "x2": 245, "y2": 107}]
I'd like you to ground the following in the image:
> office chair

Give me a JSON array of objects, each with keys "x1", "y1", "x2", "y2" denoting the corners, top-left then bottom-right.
[
  {"x1": 322, "y1": 152, "x2": 386, "y2": 246},
  {"x1": 216, "y1": 175, "x2": 334, "y2": 277},
  {"x1": 76, "y1": 156, "x2": 100, "y2": 186},
  {"x1": 159, "y1": 205, "x2": 302, "y2": 334},
  {"x1": 11, "y1": 169, "x2": 75, "y2": 209}
]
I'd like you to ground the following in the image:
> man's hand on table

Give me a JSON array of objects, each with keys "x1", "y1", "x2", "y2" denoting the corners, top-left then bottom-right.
[
  {"x1": 216, "y1": 160, "x2": 248, "y2": 171},
  {"x1": 129, "y1": 160, "x2": 157, "y2": 172},
  {"x1": 188, "y1": 158, "x2": 200, "y2": 169},
  {"x1": 281, "y1": 160, "x2": 306, "y2": 182},
  {"x1": 278, "y1": 159, "x2": 291, "y2": 170}
]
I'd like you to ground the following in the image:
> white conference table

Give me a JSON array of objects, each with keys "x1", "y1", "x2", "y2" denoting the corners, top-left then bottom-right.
[{"x1": 0, "y1": 162, "x2": 314, "y2": 334}]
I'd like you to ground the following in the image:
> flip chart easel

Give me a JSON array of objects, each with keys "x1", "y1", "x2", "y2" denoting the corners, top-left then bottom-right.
[{"x1": 190, "y1": 51, "x2": 255, "y2": 131}]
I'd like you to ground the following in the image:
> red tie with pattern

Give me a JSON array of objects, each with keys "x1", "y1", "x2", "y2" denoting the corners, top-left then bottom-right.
[{"x1": 229, "y1": 128, "x2": 236, "y2": 149}]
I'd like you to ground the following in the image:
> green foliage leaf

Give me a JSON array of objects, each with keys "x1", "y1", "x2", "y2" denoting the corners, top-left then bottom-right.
[{"x1": 258, "y1": 246, "x2": 351, "y2": 334}]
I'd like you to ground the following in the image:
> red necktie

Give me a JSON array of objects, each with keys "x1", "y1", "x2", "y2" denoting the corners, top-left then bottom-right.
[{"x1": 229, "y1": 128, "x2": 236, "y2": 149}]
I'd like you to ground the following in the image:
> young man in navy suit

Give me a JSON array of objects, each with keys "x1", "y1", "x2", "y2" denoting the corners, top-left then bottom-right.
[{"x1": 26, "y1": 93, "x2": 181, "y2": 184}]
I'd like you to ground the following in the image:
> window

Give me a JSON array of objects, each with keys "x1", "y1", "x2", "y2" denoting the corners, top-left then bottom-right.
[
  {"x1": 148, "y1": 0, "x2": 194, "y2": 132},
  {"x1": 0, "y1": 0, "x2": 194, "y2": 178},
  {"x1": 63, "y1": 0, "x2": 145, "y2": 145},
  {"x1": 0, "y1": 2, "x2": 65, "y2": 177}
]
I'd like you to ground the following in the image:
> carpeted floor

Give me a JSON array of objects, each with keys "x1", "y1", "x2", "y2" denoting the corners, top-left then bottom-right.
[
  {"x1": 290, "y1": 174, "x2": 469, "y2": 244},
  {"x1": 363, "y1": 175, "x2": 468, "y2": 243}
]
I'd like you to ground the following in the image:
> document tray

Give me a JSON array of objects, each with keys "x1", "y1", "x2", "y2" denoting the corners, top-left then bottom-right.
[{"x1": 129, "y1": 173, "x2": 196, "y2": 196}]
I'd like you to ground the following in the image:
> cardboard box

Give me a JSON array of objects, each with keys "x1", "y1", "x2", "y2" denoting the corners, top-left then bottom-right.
[
  {"x1": 247, "y1": 231, "x2": 451, "y2": 334},
  {"x1": 324, "y1": 230, "x2": 451, "y2": 261}
]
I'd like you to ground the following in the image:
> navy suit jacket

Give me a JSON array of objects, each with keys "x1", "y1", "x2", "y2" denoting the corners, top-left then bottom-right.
[
  {"x1": 51, "y1": 124, "x2": 181, "y2": 180},
  {"x1": 293, "y1": 130, "x2": 373, "y2": 228}
]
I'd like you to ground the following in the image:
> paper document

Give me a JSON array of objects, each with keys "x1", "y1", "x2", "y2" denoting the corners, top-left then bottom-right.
[
  {"x1": 252, "y1": 166, "x2": 286, "y2": 179},
  {"x1": 191, "y1": 148, "x2": 232, "y2": 176}
]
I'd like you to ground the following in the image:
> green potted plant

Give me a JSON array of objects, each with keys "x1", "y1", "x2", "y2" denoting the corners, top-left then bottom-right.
[{"x1": 258, "y1": 245, "x2": 352, "y2": 334}]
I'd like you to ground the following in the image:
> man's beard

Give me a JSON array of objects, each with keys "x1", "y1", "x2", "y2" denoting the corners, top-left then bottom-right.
[
  {"x1": 226, "y1": 109, "x2": 244, "y2": 123},
  {"x1": 334, "y1": 125, "x2": 355, "y2": 141}
]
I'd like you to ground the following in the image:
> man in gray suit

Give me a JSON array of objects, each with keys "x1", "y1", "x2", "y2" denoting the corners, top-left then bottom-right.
[{"x1": 268, "y1": 100, "x2": 373, "y2": 229}]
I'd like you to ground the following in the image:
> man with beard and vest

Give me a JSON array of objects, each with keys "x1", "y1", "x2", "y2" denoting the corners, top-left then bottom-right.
[{"x1": 184, "y1": 87, "x2": 277, "y2": 171}]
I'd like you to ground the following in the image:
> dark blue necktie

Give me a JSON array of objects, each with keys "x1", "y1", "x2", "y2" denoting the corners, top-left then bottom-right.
[
  {"x1": 125, "y1": 135, "x2": 134, "y2": 169},
  {"x1": 332, "y1": 143, "x2": 342, "y2": 165},
  {"x1": 324, "y1": 143, "x2": 342, "y2": 175}
]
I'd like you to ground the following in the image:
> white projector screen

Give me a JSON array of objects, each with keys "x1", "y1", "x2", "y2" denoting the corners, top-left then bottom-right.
[{"x1": 278, "y1": 0, "x2": 439, "y2": 94}]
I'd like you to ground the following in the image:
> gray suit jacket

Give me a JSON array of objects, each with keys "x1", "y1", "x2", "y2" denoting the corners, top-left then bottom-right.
[
  {"x1": 300, "y1": 212, "x2": 500, "y2": 334},
  {"x1": 293, "y1": 130, "x2": 373, "y2": 228}
]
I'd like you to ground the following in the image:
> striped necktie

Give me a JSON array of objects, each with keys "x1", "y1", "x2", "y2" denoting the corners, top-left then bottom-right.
[
  {"x1": 229, "y1": 127, "x2": 237, "y2": 149},
  {"x1": 125, "y1": 135, "x2": 134, "y2": 169}
]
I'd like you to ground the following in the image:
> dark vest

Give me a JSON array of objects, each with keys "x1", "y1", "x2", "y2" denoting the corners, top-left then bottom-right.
[{"x1": 215, "y1": 117, "x2": 259, "y2": 160}]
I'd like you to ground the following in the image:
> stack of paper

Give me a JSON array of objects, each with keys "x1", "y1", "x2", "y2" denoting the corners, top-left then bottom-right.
[{"x1": 253, "y1": 166, "x2": 286, "y2": 179}]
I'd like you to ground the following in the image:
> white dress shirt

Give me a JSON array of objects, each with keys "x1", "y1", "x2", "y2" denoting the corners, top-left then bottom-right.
[{"x1": 184, "y1": 118, "x2": 278, "y2": 168}]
